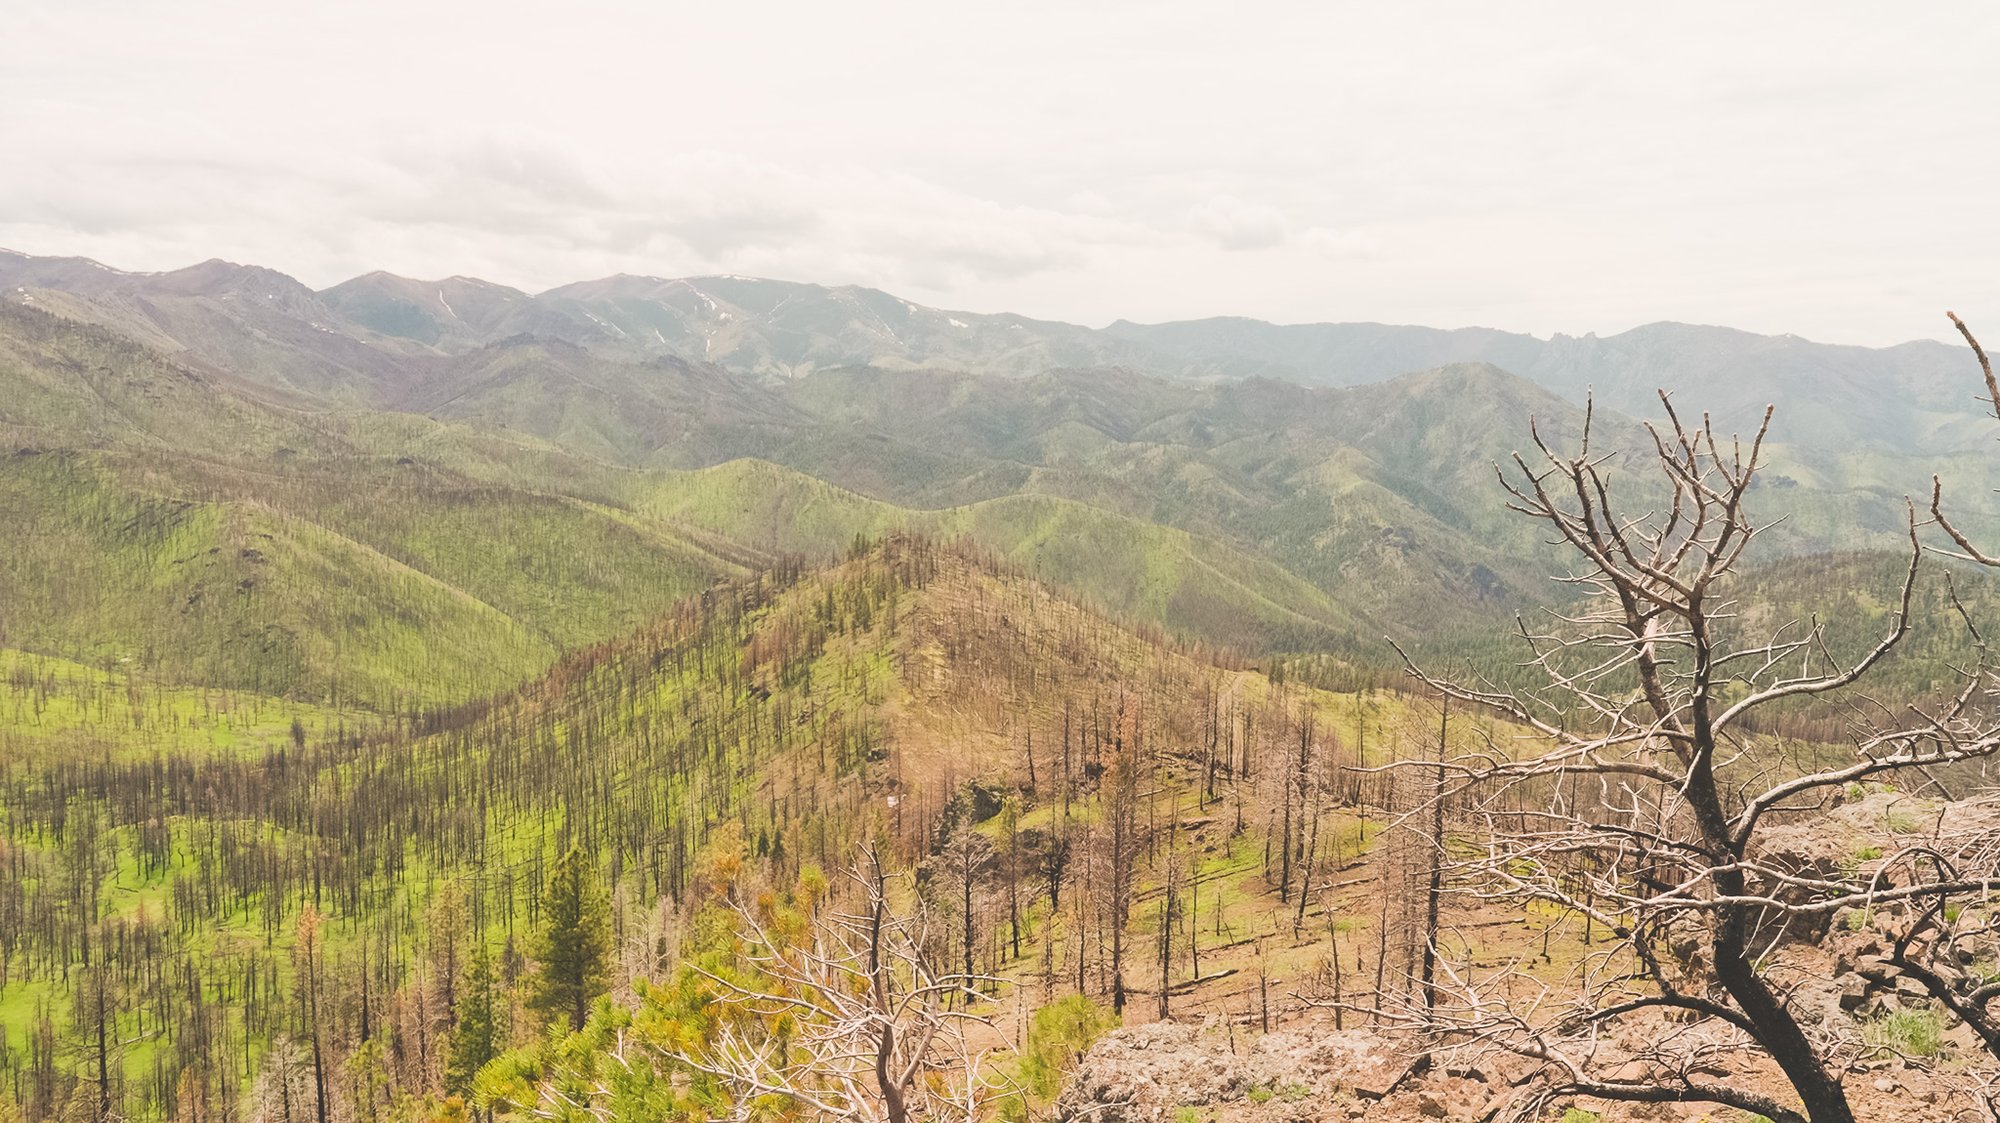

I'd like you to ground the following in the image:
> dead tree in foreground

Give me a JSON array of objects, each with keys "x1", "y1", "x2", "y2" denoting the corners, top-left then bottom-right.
[
  {"x1": 1874, "y1": 310, "x2": 2000, "y2": 1115},
  {"x1": 1386, "y1": 393, "x2": 2000, "y2": 1123},
  {"x1": 674, "y1": 846, "x2": 1006, "y2": 1123}
]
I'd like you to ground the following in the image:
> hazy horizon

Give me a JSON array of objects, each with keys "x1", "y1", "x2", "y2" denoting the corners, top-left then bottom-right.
[
  {"x1": 6, "y1": 1, "x2": 1996, "y2": 346},
  {"x1": 4, "y1": 243, "x2": 1980, "y2": 350}
]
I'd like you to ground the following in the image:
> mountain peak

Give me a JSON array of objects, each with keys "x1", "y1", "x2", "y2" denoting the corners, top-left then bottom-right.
[{"x1": 153, "y1": 258, "x2": 315, "y2": 298}]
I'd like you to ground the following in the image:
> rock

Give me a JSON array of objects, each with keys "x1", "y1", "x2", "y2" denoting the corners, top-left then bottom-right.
[
  {"x1": 1414, "y1": 1092, "x2": 1448, "y2": 1118},
  {"x1": 1874, "y1": 1076, "x2": 1898, "y2": 1093},
  {"x1": 1056, "y1": 1020, "x2": 1407, "y2": 1122},
  {"x1": 1854, "y1": 955, "x2": 1897, "y2": 983},
  {"x1": 1861, "y1": 996, "x2": 1901, "y2": 1021},
  {"x1": 1838, "y1": 976, "x2": 1869, "y2": 1011}
]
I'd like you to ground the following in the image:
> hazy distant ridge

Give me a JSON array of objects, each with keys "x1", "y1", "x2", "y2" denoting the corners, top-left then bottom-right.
[{"x1": 3, "y1": 250, "x2": 1981, "y2": 459}]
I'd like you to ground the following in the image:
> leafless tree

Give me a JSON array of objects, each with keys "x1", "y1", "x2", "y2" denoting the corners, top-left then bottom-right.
[
  {"x1": 1932, "y1": 312, "x2": 2000, "y2": 573},
  {"x1": 1868, "y1": 310, "x2": 2000, "y2": 1114},
  {"x1": 249, "y1": 1037, "x2": 311, "y2": 1123},
  {"x1": 669, "y1": 845, "x2": 1009, "y2": 1123},
  {"x1": 938, "y1": 824, "x2": 995, "y2": 989},
  {"x1": 1850, "y1": 796, "x2": 2000, "y2": 1052},
  {"x1": 1382, "y1": 392, "x2": 2000, "y2": 1123}
]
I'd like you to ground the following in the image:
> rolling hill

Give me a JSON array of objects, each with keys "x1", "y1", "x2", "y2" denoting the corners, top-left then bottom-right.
[
  {"x1": 11, "y1": 252, "x2": 1995, "y2": 697},
  {"x1": 0, "y1": 451, "x2": 557, "y2": 707},
  {"x1": 6, "y1": 245, "x2": 1998, "y2": 702}
]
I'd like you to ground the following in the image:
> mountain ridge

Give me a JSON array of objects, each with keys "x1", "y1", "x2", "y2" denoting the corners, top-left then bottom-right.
[
  {"x1": 6, "y1": 250, "x2": 1975, "y2": 423},
  {"x1": 7, "y1": 245, "x2": 1995, "y2": 692}
]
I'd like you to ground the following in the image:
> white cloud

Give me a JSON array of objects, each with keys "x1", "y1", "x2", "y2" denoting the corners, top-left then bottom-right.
[
  {"x1": 1187, "y1": 195, "x2": 1290, "y2": 252},
  {"x1": 0, "y1": 0, "x2": 1996, "y2": 343}
]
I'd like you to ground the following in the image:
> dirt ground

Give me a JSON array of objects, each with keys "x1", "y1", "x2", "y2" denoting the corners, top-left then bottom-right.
[{"x1": 1046, "y1": 793, "x2": 1991, "y2": 1122}]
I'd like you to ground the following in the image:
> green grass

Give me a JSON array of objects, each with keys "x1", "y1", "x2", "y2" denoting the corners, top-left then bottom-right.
[
  {"x1": 1885, "y1": 806, "x2": 1931, "y2": 835},
  {"x1": 9, "y1": 252, "x2": 1997, "y2": 1123},
  {"x1": 1865, "y1": 1007, "x2": 1947, "y2": 1058},
  {"x1": 0, "y1": 301, "x2": 345, "y2": 459}
]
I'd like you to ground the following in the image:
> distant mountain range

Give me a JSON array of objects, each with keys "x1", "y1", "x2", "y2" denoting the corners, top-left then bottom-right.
[
  {"x1": 5, "y1": 249, "x2": 1984, "y2": 454},
  {"x1": 2, "y1": 246, "x2": 1993, "y2": 699}
]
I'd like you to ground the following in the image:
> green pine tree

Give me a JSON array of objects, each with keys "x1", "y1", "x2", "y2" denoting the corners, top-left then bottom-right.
[
  {"x1": 446, "y1": 940, "x2": 499, "y2": 1097},
  {"x1": 529, "y1": 847, "x2": 611, "y2": 1031}
]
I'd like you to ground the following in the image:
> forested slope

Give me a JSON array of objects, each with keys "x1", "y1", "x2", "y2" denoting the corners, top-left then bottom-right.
[{"x1": 0, "y1": 538, "x2": 1434, "y2": 1120}]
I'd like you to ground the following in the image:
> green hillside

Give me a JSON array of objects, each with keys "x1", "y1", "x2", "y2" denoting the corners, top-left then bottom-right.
[
  {"x1": 104, "y1": 453, "x2": 744, "y2": 649},
  {"x1": 15, "y1": 269, "x2": 1979, "y2": 683},
  {"x1": 0, "y1": 647, "x2": 354, "y2": 764},
  {"x1": 0, "y1": 453, "x2": 557, "y2": 707},
  {"x1": 642, "y1": 458, "x2": 1361, "y2": 652},
  {"x1": 0, "y1": 301, "x2": 344, "y2": 457},
  {"x1": 0, "y1": 538, "x2": 1408, "y2": 1121}
]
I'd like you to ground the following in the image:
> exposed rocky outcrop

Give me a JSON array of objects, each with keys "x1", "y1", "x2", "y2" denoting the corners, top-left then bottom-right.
[{"x1": 1055, "y1": 1020, "x2": 1491, "y2": 1123}]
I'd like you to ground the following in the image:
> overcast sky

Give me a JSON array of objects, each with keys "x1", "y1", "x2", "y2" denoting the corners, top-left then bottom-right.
[{"x1": 3, "y1": 2, "x2": 1994, "y2": 344}]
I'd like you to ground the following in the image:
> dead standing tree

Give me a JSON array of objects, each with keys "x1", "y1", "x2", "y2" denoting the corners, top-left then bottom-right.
[
  {"x1": 672, "y1": 845, "x2": 1007, "y2": 1123},
  {"x1": 1875, "y1": 310, "x2": 2000, "y2": 1109},
  {"x1": 1392, "y1": 393, "x2": 2000, "y2": 1123}
]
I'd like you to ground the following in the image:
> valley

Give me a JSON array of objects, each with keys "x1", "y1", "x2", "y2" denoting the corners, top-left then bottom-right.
[{"x1": 2, "y1": 250, "x2": 1998, "y2": 1123}]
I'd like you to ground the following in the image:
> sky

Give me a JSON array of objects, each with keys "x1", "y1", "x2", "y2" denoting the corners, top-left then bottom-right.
[{"x1": 2, "y1": 1, "x2": 1995, "y2": 345}]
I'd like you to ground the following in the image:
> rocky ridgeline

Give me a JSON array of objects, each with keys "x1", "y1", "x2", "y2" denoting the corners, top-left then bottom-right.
[
  {"x1": 1058, "y1": 790, "x2": 1999, "y2": 1121},
  {"x1": 1057, "y1": 1014, "x2": 1965, "y2": 1121}
]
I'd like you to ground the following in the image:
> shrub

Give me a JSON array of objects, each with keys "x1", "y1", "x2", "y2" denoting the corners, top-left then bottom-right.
[{"x1": 1020, "y1": 995, "x2": 1118, "y2": 1101}]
